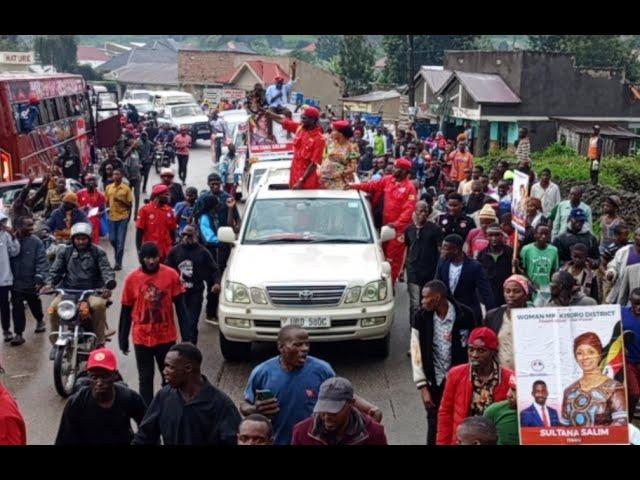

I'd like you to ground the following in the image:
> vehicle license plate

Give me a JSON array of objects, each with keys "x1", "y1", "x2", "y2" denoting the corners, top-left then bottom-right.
[{"x1": 282, "y1": 317, "x2": 331, "y2": 328}]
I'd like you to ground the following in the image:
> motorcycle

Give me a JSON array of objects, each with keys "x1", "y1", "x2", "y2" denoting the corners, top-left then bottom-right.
[
  {"x1": 154, "y1": 143, "x2": 173, "y2": 174},
  {"x1": 42, "y1": 285, "x2": 115, "y2": 398}
]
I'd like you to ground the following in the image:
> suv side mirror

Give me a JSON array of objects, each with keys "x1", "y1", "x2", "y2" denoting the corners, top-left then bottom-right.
[
  {"x1": 380, "y1": 225, "x2": 395, "y2": 243},
  {"x1": 218, "y1": 226, "x2": 236, "y2": 244}
]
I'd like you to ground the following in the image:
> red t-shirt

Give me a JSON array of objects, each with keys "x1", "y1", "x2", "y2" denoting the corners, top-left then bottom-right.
[
  {"x1": 77, "y1": 188, "x2": 106, "y2": 244},
  {"x1": 282, "y1": 119, "x2": 325, "y2": 189},
  {"x1": 121, "y1": 264, "x2": 185, "y2": 347},
  {"x1": 0, "y1": 385, "x2": 26, "y2": 445},
  {"x1": 136, "y1": 201, "x2": 176, "y2": 260}
]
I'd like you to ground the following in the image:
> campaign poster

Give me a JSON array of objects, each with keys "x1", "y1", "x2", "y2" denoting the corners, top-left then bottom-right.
[
  {"x1": 511, "y1": 170, "x2": 529, "y2": 234},
  {"x1": 512, "y1": 305, "x2": 629, "y2": 445},
  {"x1": 248, "y1": 111, "x2": 295, "y2": 155}
]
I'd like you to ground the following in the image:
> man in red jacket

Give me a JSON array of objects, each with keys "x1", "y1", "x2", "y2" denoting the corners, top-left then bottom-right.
[
  {"x1": 266, "y1": 106, "x2": 325, "y2": 190},
  {"x1": 349, "y1": 157, "x2": 417, "y2": 283},
  {"x1": 0, "y1": 358, "x2": 27, "y2": 445},
  {"x1": 291, "y1": 377, "x2": 387, "y2": 445},
  {"x1": 436, "y1": 327, "x2": 513, "y2": 445}
]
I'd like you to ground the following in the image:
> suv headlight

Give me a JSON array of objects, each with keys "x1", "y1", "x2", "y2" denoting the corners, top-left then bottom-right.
[
  {"x1": 224, "y1": 281, "x2": 250, "y2": 304},
  {"x1": 250, "y1": 287, "x2": 268, "y2": 305},
  {"x1": 344, "y1": 287, "x2": 361, "y2": 304},
  {"x1": 57, "y1": 300, "x2": 77, "y2": 320},
  {"x1": 361, "y1": 280, "x2": 387, "y2": 303}
]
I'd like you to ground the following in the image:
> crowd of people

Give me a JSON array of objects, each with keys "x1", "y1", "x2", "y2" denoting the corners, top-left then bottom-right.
[{"x1": 0, "y1": 92, "x2": 638, "y2": 446}]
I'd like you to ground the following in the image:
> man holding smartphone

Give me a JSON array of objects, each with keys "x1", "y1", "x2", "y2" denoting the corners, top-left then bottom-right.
[{"x1": 240, "y1": 325, "x2": 383, "y2": 445}]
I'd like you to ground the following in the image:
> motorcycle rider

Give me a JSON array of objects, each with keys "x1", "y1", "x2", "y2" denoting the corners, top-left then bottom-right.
[
  {"x1": 41, "y1": 223, "x2": 116, "y2": 348},
  {"x1": 158, "y1": 168, "x2": 185, "y2": 207}
]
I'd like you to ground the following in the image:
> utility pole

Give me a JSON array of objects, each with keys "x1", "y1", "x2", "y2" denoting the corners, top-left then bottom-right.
[{"x1": 407, "y1": 35, "x2": 415, "y2": 106}]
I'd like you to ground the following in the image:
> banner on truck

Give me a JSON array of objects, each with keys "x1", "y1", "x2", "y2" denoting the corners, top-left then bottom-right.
[
  {"x1": 511, "y1": 169, "x2": 529, "y2": 234},
  {"x1": 512, "y1": 305, "x2": 629, "y2": 445},
  {"x1": 248, "y1": 111, "x2": 294, "y2": 155}
]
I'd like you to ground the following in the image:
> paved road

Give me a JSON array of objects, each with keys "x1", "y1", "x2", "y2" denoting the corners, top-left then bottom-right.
[{"x1": 1, "y1": 141, "x2": 425, "y2": 445}]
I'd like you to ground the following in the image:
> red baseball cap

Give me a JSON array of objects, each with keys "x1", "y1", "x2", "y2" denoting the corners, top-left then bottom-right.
[
  {"x1": 274, "y1": 75, "x2": 285, "y2": 82},
  {"x1": 468, "y1": 327, "x2": 499, "y2": 351},
  {"x1": 394, "y1": 157, "x2": 412, "y2": 171},
  {"x1": 302, "y1": 106, "x2": 320, "y2": 119},
  {"x1": 151, "y1": 184, "x2": 169, "y2": 196},
  {"x1": 87, "y1": 347, "x2": 117, "y2": 372}
]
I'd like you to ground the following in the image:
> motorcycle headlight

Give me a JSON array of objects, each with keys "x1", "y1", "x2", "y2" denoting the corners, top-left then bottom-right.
[
  {"x1": 250, "y1": 287, "x2": 268, "y2": 305},
  {"x1": 361, "y1": 280, "x2": 388, "y2": 303},
  {"x1": 224, "y1": 281, "x2": 250, "y2": 304},
  {"x1": 57, "y1": 300, "x2": 77, "y2": 321},
  {"x1": 344, "y1": 287, "x2": 361, "y2": 304}
]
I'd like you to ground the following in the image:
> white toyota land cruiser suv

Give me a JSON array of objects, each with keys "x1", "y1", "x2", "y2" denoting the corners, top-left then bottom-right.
[{"x1": 216, "y1": 181, "x2": 396, "y2": 361}]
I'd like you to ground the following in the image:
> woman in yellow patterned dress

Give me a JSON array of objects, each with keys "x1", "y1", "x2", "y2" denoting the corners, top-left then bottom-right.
[{"x1": 318, "y1": 120, "x2": 360, "y2": 190}]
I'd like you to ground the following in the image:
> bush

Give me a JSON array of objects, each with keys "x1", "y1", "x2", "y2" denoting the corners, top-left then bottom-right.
[{"x1": 476, "y1": 142, "x2": 638, "y2": 189}]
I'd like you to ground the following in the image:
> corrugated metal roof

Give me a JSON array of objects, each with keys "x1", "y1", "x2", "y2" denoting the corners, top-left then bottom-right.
[
  {"x1": 455, "y1": 71, "x2": 521, "y2": 104},
  {"x1": 553, "y1": 118, "x2": 640, "y2": 138},
  {"x1": 416, "y1": 67, "x2": 453, "y2": 93},
  {"x1": 105, "y1": 63, "x2": 178, "y2": 86},
  {"x1": 341, "y1": 90, "x2": 400, "y2": 102}
]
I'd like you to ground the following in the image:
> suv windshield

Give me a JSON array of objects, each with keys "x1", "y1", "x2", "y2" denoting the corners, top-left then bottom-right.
[
  {"x1": 170, "y1": 105, "x2": 201, "y2": 118},
  {"x1": 243, "y1": 198, "x2": 372, "y2": 244}
]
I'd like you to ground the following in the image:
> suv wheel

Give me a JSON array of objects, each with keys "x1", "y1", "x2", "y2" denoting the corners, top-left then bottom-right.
[
  {"x1": 368, "y1": 334, "x2": 390, "y2": 359},
  {"x1": 219, "y1": 332, "x2": 252, "y2": 361}
]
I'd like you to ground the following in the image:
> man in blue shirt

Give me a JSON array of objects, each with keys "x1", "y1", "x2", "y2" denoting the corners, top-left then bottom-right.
[
  {"x1": 623, "y1": 288, "x2": 640, "y2": 418},
  {"x1": 266, "y1": 63, "x2": 297, "y2": 110},
  {"x1": 240, "y1": 325, "x2": 383, "y2": 445},
  {"x1": 173, "y1": 187, "x2": 198, "y2": 234}
]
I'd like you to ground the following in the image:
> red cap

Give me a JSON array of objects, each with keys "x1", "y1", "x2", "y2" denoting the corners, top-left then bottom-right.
[
  {"x1": 394, "y1": 157, "x2": 412, "y2": 171},
  {"x1": 468, "y1": 327, "x2": 499, "y2": 350},
  {"x1": 87, "y1": 347, "x2": 117, "y2": 372},
  {"x1": 302, "y1": 106, "x2": 320, "y2": 119},
  {"x1": 331, "y1": 120, "x2": 350, "y2": 130},
  {"x1": 28, "y1": 92, "x2": 39, "y2": 105},
  {"x1": 151, "y1": 184, "x2": 169, "y2": 196},
  {"x1": 274, "y1": 75, "x2": 285, "y2": 82}
]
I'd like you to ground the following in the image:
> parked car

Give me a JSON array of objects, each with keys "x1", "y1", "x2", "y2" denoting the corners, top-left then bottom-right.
[
  {"x1": 216, "y1": 179, "x2": 396, "y2": 361},
  {"x1": 0, "y1": 178, "x2": 83, "y2": 219}
]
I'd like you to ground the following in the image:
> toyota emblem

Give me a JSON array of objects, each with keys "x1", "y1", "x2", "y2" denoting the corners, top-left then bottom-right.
[{"x1": 298, "y1": 290, "x2": 314, "y2": 301}]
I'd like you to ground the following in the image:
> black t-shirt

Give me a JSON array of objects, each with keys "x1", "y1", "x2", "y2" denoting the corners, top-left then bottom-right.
[
  {"x1": 62, "y1": 155, "x2": 82, "y2": 180},
  {"x1": 55, "y1": 384, "x2": 147, "y2": 445},
  {"x1": 404, "y1": 222, "x2": 443, "y2": 285},
  {"x1": 166, "y1": 243, "x2": 220, "y2": 293}
]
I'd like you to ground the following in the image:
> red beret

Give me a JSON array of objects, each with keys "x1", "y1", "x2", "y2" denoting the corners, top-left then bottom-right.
[
  {"x1": 302, "y1": 106, "x2": 320, "y2": 119},
  {"x1": 394, "y1": 157, "x2": 412, "y2": 171},
  {"x1": 274, "y1": 75, "x2": 284, "y2": 82},
  {"x1": 151, "y1": 184, "x2": 169, "y2": 196},
  {"x1": 469, "y1": 327, "x2": 498, "y2": 351},
  {"x1": 331, "y1": 120, "x2": 350, "y2": 130}
]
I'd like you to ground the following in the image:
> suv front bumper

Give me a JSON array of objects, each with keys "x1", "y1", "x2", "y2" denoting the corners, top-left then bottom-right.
[{"x1": 218, "y1": 300, "x2": 395, "y2": 343}]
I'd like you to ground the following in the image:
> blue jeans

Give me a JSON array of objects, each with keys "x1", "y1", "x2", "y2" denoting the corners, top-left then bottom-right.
[{"x1": 108, "y1": 219, "x2": 128, "y2": 266}]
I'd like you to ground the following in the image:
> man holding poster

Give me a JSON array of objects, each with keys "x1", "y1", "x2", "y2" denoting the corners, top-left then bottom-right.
[{"x1": 512, "y1": 304, "x2": 629, "y2": 445}]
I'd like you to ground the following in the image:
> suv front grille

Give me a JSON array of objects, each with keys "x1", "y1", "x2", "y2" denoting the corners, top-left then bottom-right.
[{"x1": 265, "y1": 285, "x2": 346, "y2": 306}]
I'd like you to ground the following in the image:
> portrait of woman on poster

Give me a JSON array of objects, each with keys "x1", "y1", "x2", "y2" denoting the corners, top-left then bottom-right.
[
  {"x1": 561, "y1": 331, "x2": 627, "y2": 426},
  {"x1": 250, "y1": 113, "x2": 274, "y2": 146}
]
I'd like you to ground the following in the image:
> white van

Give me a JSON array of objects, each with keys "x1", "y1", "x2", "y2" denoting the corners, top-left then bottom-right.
[{"x1": 152, "y1": 90, "x2": 196, "y2": 111}]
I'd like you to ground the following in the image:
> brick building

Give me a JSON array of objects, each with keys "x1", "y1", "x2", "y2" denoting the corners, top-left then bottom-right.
[{"x1": 178, "y1": 49, "x2": 343, "y2": 109}]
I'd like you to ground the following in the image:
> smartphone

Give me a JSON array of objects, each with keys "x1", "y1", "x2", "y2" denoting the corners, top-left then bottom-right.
[{"x1": 255, "y1": 389, "x2": 274, "y2": 402}]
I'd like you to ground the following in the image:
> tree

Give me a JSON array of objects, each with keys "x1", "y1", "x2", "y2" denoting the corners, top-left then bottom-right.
[
  {"x1": 381, "y1": 35, "x2": 479, "y2": 85},
  {"x1": 290, "y1": 49, "x2": 316, "y2": 64},
  {"x1": 0, "y1": 35, "x2": 27, "y2": 51},
  {"x1": 316, "y1": 35, "x2": 341, "y2": 61},
  {"x1": 528, "y1": 35, "x2": 640, "y2": 82},
  {"x1": 336, "y1": 35, "x2": 375, "y2": 97},
  {"x1": 34, "y1": 35, "x2": 78, "y2": 72}
]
